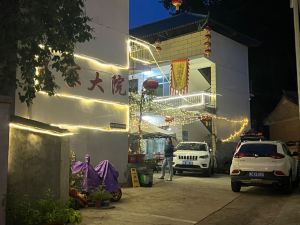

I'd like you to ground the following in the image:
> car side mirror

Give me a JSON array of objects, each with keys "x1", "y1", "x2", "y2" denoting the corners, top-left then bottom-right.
[{"x1": 209, "y1": 148, "x2": 212, "y2": 152}]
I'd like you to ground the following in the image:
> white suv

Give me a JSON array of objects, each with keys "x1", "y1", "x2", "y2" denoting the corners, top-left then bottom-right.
[
  {"x1": 173, "y1": 142, "x2": 214, "y2": 176},
  {"x1": 230, "y1": 141, "x2": 299, "y2": 193}
]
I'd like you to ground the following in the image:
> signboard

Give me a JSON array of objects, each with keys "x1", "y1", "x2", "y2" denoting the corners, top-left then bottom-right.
[{"x1": 130, "y1": 168, "x2": 140, "y2": 188}]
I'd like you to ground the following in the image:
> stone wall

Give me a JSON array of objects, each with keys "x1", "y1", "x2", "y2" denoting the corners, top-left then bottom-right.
[{"x1": 8, "y1": 119, "x2": 70, "y2": 201}]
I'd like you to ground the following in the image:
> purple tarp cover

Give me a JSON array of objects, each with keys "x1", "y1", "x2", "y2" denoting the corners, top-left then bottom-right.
[
  {"x1": 94, "y1": 160, "x2": 120, "y2": 192},
  {"x1": 71, "y1": 155, "x2": 101, "y2": 192}
]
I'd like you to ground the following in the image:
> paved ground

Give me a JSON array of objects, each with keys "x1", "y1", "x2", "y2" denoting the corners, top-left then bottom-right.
[{"x1": 80, "y1": 173, "x2": 300, "y2": 225}]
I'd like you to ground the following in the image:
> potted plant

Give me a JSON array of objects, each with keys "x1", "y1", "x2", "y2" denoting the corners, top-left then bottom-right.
[
  {"x1": 89, "y1": 186, "x2": 113, "y2": 208},
  {"x1": 128, "y1": 84, "x2": 157, "y2": 163}
]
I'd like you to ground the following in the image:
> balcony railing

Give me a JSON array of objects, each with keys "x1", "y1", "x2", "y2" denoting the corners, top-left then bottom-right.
[{"x1": 153, "y1": 92, "x2": 216, "y2": 110}]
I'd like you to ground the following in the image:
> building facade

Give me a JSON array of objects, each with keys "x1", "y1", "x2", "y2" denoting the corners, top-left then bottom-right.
[
  {"x1": 129, "y1": 13, "x2": 257, "y2": 163},
  {"x1": 14, "y1": 0, "x2": 130, "y2": 182}
]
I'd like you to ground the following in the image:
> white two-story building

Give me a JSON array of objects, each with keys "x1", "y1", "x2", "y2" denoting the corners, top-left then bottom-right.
[{"x1": 129, "y1": 13, "x2": 258, "y2": 168}]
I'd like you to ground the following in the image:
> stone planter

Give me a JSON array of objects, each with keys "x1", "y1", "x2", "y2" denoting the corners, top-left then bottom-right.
[{"x1": 128, "y1": 154, "x2": 145, "y2": 163}]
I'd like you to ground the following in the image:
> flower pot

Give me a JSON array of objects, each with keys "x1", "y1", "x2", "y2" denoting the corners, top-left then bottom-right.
[
  {"x1": 128, "y1": 154, "x2": 137, "y2": 163},
  {"x1": 128, "y1": 154, "x2": 145, "y2": 163},
  {"x1": 101, "y1": 200, "x2": 110, "y2": 207},
  {"x1": 95, "y1": 201, "x2": 101, "y2": 208},
  {"x1": 136, "y1": 154, "x2": 145, "y2": 163}
]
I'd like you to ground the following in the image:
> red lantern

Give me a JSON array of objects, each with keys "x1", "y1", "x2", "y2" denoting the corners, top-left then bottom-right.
[
  {"x1": 203, "y1": 25, "x2": 211, "y2": 57},
  {"x1": 204, "y1": 25, "x2": 211, "y2": 31},
  {"x1": 205, "y1": 49, "x2": 211, "y2": 54},
  {"x1": 165, "y1": 116, "x2": 174, "y2": 123},
  {"x1": 205, "y1": 34, "x2": 211, "y2": 39},
  {"x1": 204, "y1": 41, "x2": 211, "y2": 47},
  {"x1": 172, "y1": 0, "x2": 182, "y2": 11},
  {"x1": 143, "y1": 79, "x2": 158, "y2": 90}
]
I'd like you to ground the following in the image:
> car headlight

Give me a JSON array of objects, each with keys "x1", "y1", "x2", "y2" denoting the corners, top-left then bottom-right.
[{"x1": 199, "y1": 155, "x2": 209, "y2": 159}]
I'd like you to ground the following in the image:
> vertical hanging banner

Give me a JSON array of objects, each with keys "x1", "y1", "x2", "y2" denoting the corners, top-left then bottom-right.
[{"x1": 170, "y1": 58, "x2": 189, "y2": 95}]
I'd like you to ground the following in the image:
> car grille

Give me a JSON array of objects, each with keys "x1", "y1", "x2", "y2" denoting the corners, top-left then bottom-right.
[
  {"x1": 178, "y1": 155, "x2": 198, "y2": 161},
  {"x1": 175, "y1": 164, "x2": 201, "y2": 168}
]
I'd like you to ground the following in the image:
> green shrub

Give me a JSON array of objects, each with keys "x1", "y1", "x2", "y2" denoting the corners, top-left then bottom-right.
[
  {"x1": 6, "y1": 195, "x2": 41, "y2": 225},
  {"x1": 6, "y1": 190, "x2": 82, "y2": 225}
]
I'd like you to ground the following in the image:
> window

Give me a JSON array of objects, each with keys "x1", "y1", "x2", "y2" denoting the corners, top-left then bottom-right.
[
  {"x1": 154, "y1": 74, "x2": 170, "y2": 96},
  {"x1": 176, "y1": 143, "x2": 207, "y2": 151},
  {"x1": 239, "y1": 144, "x2": 277, "y2": 157}
]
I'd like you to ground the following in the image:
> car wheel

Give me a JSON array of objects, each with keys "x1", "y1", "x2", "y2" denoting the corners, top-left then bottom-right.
[
  {"x1": 293, "y1": 174, "x2": 299, "y2": 188},
  {"x1": 203, "y1": 167, "x2": 212, "y2": 177},
  {"x1": 173, "y1": 169, "x2": 177, "y2": 175},
  {"x1": 231, "y1": 181, "x2": 241, "y2": 192},
  {"x1": 111, "y1": 188, "x2": 122, "y2": 202},
  {"x1": 211, "y1": 163, "x2": 215, "y2": 175},
  {"x1": 284, "y1": 173, "x2": 293, "y2": 194}
]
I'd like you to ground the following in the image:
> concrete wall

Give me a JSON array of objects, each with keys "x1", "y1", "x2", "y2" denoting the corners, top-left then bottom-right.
[
  {"x1": 8, "y1": 128, "x2": 69, "y2": 201},
  {"x1": 15, "y1": 0, "x2": 129, "y2": 183},
  {"x1": 210, "y1": 30, "x2": 251, "y2": 142},
  {"x1": 183, "y1": 122, "x2": 211, "y2": 143},
  {"x1": 70, "y1": 130, "x2": 129, "y2": 181},
  {"x1": 0, "y1": 97, "x2": 11, "y2": 225}
]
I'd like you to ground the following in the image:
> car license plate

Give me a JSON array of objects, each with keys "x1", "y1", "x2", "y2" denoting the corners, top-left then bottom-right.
[
  {"x1": 249, "y1": 172, "x2": 264, "y2": 177},
  {"x1": 183, "y1": 160, "x2": 193, "y2": 165}
]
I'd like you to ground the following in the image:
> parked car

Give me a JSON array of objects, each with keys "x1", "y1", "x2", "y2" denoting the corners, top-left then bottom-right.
[
  {"x1": 173, "y1": 142, "x2": 214, "y2": 176},
  {"x1": 230, "y1": 141, "x2": 299, "y2": 193}
]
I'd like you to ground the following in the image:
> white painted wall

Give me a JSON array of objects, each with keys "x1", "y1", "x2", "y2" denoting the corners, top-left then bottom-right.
[
  {"x1": 210, "y1": 30, "x2": 251, "y2": 141},
  {"x1": 15, "y1": 0, "x2": 129, "y2": 182},
  {"x1": 183, "y1": 122, "x2": 211, "y2": 142},
  {"x1": 76, "y1": 0, "x2": 129, "y2": 67}
]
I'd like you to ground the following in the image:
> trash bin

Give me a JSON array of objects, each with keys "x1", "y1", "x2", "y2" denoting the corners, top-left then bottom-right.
[{"x1": 138, "y1": 170, "x2": 153, "y2": 187}]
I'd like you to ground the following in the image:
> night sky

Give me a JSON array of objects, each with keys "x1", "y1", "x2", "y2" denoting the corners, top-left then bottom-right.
[
  {"x1": 130, "y1": 0, "x2": 298, "y2": 133},
  {"x1": 129, "y1": 0, "x2": 170, "y2": 28}
]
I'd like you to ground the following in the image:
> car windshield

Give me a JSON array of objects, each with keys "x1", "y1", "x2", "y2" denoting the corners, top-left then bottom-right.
[
  {"x1": 176, "y1": 143, "x2": 207, "y2": 151},
  {"x1": 239, "y1": 144, "x2": 277, "y2": 157}
]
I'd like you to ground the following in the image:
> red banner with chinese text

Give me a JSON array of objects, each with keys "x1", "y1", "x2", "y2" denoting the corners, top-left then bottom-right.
[{"x1": 170, "y1": 58, "x2": 189, "y2": 95}]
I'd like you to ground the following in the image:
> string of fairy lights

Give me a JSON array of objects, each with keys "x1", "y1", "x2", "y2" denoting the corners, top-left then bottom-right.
[
  {"x1": 129, "y1": 93, "x2": 248, "y2": 142},
  {"x1": 21, "y1": 38, "x2": 248, "y2": 142}
]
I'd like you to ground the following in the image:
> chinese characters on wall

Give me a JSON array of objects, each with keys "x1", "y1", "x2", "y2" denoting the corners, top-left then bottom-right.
[{"x1": 83, "y1": 72, "x2": 127, "y2": 95}]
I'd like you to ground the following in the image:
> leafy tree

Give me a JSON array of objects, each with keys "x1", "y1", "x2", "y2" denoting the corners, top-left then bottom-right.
[{"x1": 0, "y1": 0, "x2": 93, "y2": 105}]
